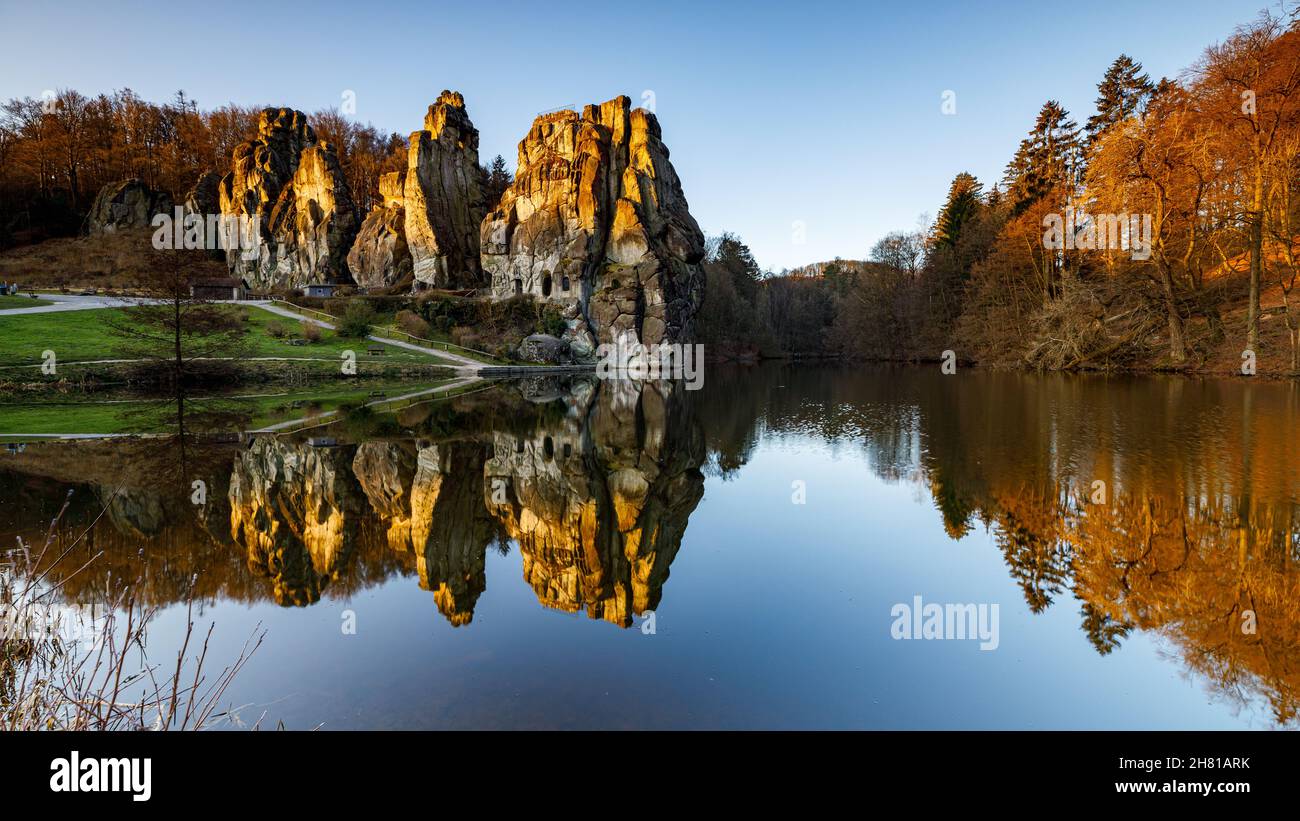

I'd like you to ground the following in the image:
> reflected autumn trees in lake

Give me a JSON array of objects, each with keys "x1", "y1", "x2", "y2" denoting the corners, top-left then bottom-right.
[
  {"x1": 2, "y1": 365, "x2": 1298, "y2": 722},
  {"x1": 702, "y1": 365, "x2": 1300, "y2": 725}
]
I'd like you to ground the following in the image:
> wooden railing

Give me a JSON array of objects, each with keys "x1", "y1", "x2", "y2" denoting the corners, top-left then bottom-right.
[
  {"x1": 267, "y1": 299, "x2": 336, "y2": 324},
  {"x1": 369, "y1": 327, "x2": 500, "y2": 363}
]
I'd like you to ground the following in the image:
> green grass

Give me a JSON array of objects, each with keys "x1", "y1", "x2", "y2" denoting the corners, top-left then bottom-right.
[
  {"x1": 0, "y1": 294, "x2": 54, "y2": 308},
  {"x1": 0, "y1": 305, "x2": 438, "y2": 367},
  {"x1": 0, "y1": 379, "x2": 453, "y2": 435}
]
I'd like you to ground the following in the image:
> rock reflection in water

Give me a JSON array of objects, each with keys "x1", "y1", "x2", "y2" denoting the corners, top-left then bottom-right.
[
  {"x1": 3, "y1": 365, "x2": 1298, "y2": 725},
  {"x1": 144, "y1": 375, "x2": 707, "y2": 625}
]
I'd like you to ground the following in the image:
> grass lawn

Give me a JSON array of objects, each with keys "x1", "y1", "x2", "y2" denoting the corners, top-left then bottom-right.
[
  {"x1": 0, "y1": 379, "x2": 453, "y2": 435},
  {"x1": 0, "y1": 293, "x2": 54, "y2": 308},
  {"x1": 0, "y1": 304, "x2": 436, "y2": 366}
]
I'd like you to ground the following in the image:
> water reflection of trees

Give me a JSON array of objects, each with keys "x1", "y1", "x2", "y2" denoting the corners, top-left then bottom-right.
[
  {"x1": 697, "y1": 364, "x2": 1300, "y2": 725},
  {"x1": 5, "y1": 364, "x2": 1298, "y2": 720}
]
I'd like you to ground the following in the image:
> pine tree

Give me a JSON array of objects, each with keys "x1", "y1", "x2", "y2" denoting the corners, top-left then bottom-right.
[
  {"x1": 932, "y1": 172, "x2": 984, "y2": 250},
  {"x1": 985, "y1": 183, "x2": 1002, "y2": 210},
  {"x1": 483, "y1": 154, "x2": 512, "y2": 210},
  {"x1": 1002, "y1": 101, "x2": 1082, "y2": 215},
  {"x1": 1085, "y1": 55, "x2": 1153, "y2": 148}
]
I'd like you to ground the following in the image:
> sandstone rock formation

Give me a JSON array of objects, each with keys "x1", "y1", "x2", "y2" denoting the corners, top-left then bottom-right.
[
  {"x1": 185, "y1": 171, "x2": 221, "y2": 218},
  {"x1": 347, "y1": 171, "x2": 412, "y2": 290},
  {"x1": 86, "y1": 178, "x2": 173, "y2": 234},
  {"x1": 182, "y1": 171, "x2": 223, "y2": 255},
  {"x1": 482, "y1": 96, "x2": 705, "y2": 357},
  {"x1": 404, "y1": 91, "x2": 486, "y2": 289},
  {"x1": 352, "y1": 439, "x2": 497, "y2": 625},
  {"x1": 218, "y1": 108, "x2": 358, "y2": 289}
]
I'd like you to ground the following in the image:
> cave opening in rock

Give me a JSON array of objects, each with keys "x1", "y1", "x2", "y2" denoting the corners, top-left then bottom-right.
[
  {"x1": 513, "y1": 278, "x2": 522, "y2": 295},
  {"x1": 542, "y1": 275, "x2": 552, "y2": 297},
  {"x1": 561, "y1": 275, "x2": 570, "y2": 292}
]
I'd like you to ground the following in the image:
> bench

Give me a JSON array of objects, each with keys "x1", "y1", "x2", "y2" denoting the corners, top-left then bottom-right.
[{"x1": 367, "y1": 346, "x2": 386, "y2": 356}]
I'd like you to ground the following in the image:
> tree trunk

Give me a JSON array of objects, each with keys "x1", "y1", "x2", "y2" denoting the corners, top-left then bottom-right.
[
  {"x1": 1161, "y1": 268, "x2": 1187, "y2": 363},
  {"x1": 1247, "y1": 167, "x2": 1264, "y2": 351}
]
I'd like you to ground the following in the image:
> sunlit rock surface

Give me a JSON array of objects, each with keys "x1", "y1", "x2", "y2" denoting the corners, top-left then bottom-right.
[
  {"x1": 482, "y1": 96, "x2": 705, "y2": 357},
  {"x1": 404, "y1": 91, "x2": 487, "y2": 290},
  {"x1": 353, "y1": 440, "x2": 417, "y2": 551},
  {"x1": 218, "y1": 108, "x2": 358, "y2": 289},
  {"x1": 484, "y1": 380, "x2": 705, "y2": 625},
  {"x1": 408, "y1": 443, "x2": 496, "y2": 626}
]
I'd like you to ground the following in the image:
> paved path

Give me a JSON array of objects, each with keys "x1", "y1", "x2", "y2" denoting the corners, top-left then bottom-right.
[
  {"x1": 0, "y1": 356, "x2": 396, "y2": 371},
  {"x1": 0, "y1": 293, "x2": 162, "y2": 315},
  {"x1": 1, "y1": 376, "x2": 489, "y2": 440},
  {"x1": 249, "y1": 301, "x2": 484, "y2": 370}
]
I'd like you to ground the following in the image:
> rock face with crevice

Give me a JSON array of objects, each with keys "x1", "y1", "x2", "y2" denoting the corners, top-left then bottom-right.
[
  {"x1": 348, "y1": 171, "x2": 412, "y2": 290},
  {"x1": 218, "y1": 108, "x2": 358, "y2": 289},
  {"x1": 352, "y1": 441, "x2": 417, "y2": 552},
  {"x1": 86, "y1": 178, "x2": 173, "y2": 234},
  {"x1": 481, "y1": 96, "x2": 705, "y2": 358},
  {"x1": 404, "y1": 91, "x2": 487, "y2": 290},
  {"x1": 182, "y1": 171, "x2": 223, "y2": 256},
  {"x1": 351, "y1": 439, "x2": 497, "y2": 626}
]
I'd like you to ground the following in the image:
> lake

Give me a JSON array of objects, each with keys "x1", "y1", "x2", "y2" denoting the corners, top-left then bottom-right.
[{"x1": 2, "y1": 364, "x2": 1297, "y2": 729}]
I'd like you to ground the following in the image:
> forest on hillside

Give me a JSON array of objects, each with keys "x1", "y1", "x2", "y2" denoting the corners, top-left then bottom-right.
[
  {"x1": 696, "y1": 11, "x2": 1300, "y2": 375},
  {"x1": 0, "y1": 91, "x2": 513, "y2": 246},
  {"x1": 4, "y1": 11, "x2": 1300, "y2": 375}
]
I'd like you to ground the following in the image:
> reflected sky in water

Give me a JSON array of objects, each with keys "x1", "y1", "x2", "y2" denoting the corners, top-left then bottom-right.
[{"x1": 2, "y1": 364, "x2": 1296, "y2": 728}]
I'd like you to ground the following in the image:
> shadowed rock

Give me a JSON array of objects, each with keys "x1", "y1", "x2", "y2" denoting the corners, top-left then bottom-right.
[
  {"x1": 348, "y1": 171, "x2": 412, "y2": 290},
  {"x1": 408, "y1": 442, "x2": 496, "y2": 626},
  {"x1": 352, "y1": 440, "x2": 417, "y2": 551},
  {"x1": 86, "y1": 178, "x2": 173, "y2": 235}
]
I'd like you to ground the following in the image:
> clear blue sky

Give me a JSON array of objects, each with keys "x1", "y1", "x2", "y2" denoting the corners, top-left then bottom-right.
[{"x1": 0, "y1": 0, "x2": 1279, "y2": 270}]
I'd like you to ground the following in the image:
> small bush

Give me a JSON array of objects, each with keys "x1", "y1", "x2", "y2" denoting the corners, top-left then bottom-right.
[
  {"x1": 301, "y1": 322, "x2": 322, "y2": 343},
  {"x1": 337, "y1": 301, "x2": 376, "y2": 338},
  {"x1": 536, "y1": 305, "x2": 567, "y2": 337},
  {"x1": 396, "y1": 309, "x2": 431, "y2": 338},
  {"x1": 266, "y1": 320, "x2": 289, "y2": 338}
]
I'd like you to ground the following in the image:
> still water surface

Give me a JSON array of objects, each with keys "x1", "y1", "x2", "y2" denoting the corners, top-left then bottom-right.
[{"x1": 2, "y1": 364, "x2": 1297, "y2": 729}]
